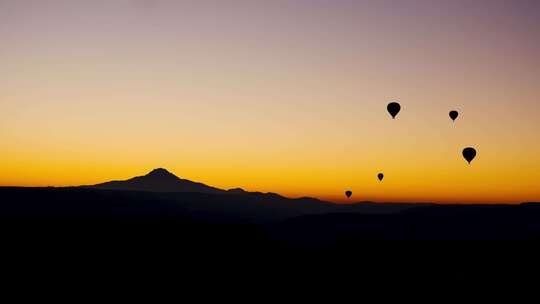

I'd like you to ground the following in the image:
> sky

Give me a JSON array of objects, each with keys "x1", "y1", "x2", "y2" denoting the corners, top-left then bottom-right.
[{"x1": 1, "y1": 0, "x2": 540, "y2": 203}]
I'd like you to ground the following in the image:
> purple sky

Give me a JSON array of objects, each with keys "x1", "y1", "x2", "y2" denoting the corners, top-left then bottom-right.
[{"x1": 1, "y1": 0, "x2": 540, "y2": 202}]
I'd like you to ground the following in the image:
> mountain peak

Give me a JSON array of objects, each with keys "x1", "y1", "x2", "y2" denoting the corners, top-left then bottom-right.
[
  {"x1": 90, "y1": 168, "x2": 228, "y2": 194},
  {"x1": 146, "y1": 168, "x2": 179, "y2": 179}
]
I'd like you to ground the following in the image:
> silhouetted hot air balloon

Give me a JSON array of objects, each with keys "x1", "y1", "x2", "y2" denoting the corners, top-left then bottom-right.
[
  {"x1": 463, "y1": 147, "x2": 477, "y2": 165},
  {"x1": 345, "y1": 191, "x2": 353, "y2": 199},
  {"x1": 378, "y1": 173, "x2": 384, "y2": 181},
  {"x1": 449, "y1": 111, "x2": 459, "y2": 122},
  {"x1": 387, "y1": 102, "x2": 401, "y2": 119}
]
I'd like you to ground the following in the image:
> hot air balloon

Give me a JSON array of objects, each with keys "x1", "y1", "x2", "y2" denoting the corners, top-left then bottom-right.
[
  {"x1": 463, "y1": 147, "x2": 477, "y2": 165},
  {"x1": 378, "y1": 173, "x2": 384, "y2": 181},
  {"x1": 387, "y1": 102, "x2": 401, "y2": 119},
  {"x1": 345, "y1": 191, "x2": 353, "y2": 199},
  {"x1": 449, "y1": 111, "x2": 459, "y2": 122}
]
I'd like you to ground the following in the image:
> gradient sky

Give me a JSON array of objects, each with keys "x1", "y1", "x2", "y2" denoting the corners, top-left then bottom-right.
[{"x1": 1, "y1": 0, "x2": 540, "y2": 203}]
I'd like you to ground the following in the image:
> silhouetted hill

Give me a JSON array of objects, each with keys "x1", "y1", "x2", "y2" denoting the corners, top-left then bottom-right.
[
  {"x1": 3, "y1": 184, "x2": 540, "y2": 288},
  {"x1": 0, "y1": 187, "x2": 335, "y2": 223},
  {"x1": 2, "y1": 186, "x2": 539, "y2": 282},
  {"x1": 3, "y1": 168, "x2": 540, "y2": 247},
  {"x1": 87, "y1": 168, "x2": 313, "y2": 203},
  {"x1": 2, "y1": 186, "x2": 539, "y2": 241},
  {"x1": 86, "y1": 168, "x2": 429, "y2": 214},
  {"x1": 89, "y1": 168, "x2": 227, "y2": 194}
]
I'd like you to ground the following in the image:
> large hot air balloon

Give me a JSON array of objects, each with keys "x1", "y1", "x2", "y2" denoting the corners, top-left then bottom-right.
[
  {"x1": 449, "y1": 111, "x2": 459, "y2": 122},
  {"x1": 378, "y1": 173, "x2": 384, "y2": 181},
  {"x1": 345, "y1": 191, "x2": 353, "y2": 199},
  {"x1": 463, "y1": 147, "x2": 477, "y2": 165},
  {"x1": 387, "y1": 102, "x2": 401, "y2": 119}
]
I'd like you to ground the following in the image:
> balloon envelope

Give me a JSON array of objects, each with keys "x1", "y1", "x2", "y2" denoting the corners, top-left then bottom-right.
[
  {"x1": 463, "y1": 147, "x2": 477, "y2": 164},
  {"x1": 345, "y1": 191, "x2": 352, "y2": 199},
  {"x1": 378, "y1": 173, "x2": 384, "y2": 181},
  {"x1": 449, "y1": 111, "x2": 459, "y2": 122},
  {"x1": 387, "y1": 102, "x2": 401, "y2": 119}
]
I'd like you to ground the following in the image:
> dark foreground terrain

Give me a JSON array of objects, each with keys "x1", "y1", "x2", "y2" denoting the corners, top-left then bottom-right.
[
  {"x1": 2, "y1": 187, "x2": 540, "y2": 244},
  {"x1": 3, "y1": 186, "x2": 540, "y2": 285}
]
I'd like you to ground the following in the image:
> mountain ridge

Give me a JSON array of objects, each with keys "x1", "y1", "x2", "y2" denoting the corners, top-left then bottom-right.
[
  {"x1": 87, "y1": 168, "x2": 318, "y2": 201},
  {"x1": 89, "y1": 168, "x2": 228, "y2": 194}
]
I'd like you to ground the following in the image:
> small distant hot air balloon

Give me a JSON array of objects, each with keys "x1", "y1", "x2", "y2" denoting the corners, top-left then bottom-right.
[
  {"x1": 387, "y1": 102, "x2": 401, "y2": 119},
  {"x1": 462, "y1": 147, "x2": 477, "y2": 165},
  {"x1": 449, "y1": 111, "x2": 459, "y2": 122},
  {"x1": 345, "y1": 191, "x2": 353, "y2": 199},
  {"x1": 378, "y1": 173, "x2": 384, "y2": 182}
]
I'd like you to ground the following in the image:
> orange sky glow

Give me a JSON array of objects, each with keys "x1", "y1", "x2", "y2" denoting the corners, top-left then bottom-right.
[{"x1": 1, "y1": 0, "x2": 539, "y2": 203}]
